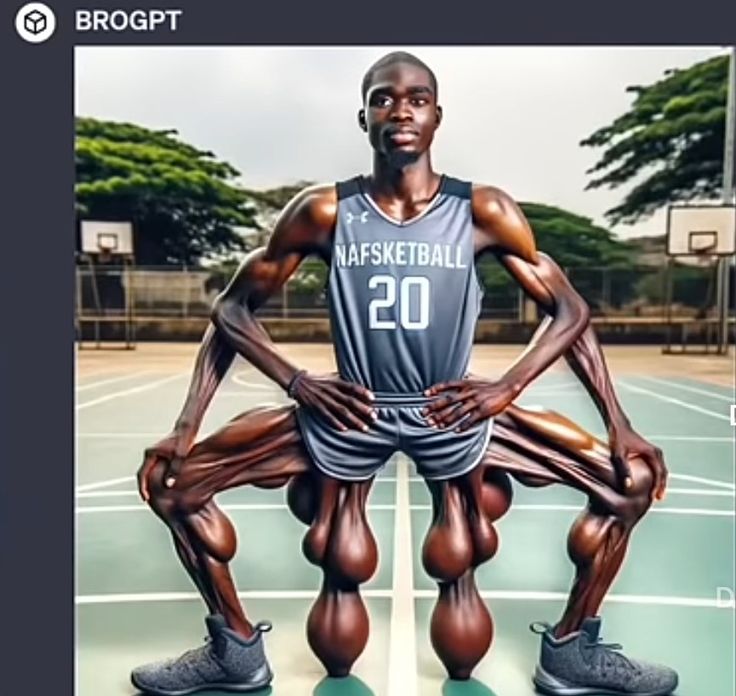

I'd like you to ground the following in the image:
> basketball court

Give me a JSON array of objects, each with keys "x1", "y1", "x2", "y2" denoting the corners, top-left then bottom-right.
[{"x1": 75, "y1": 343, "x2": 735, "y2": 696}]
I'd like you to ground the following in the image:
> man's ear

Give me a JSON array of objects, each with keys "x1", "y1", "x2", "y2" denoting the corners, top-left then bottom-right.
[
  {"x1": 358, "y1": 109, "x2": 367, "y2": 132},
  {"x1": 435, "y1": 105, "x2": 443, "y2": 127}
]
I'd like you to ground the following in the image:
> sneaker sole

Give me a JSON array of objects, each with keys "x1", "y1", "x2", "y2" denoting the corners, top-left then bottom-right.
[
  {"x1": 533, "y1": 665, "x2": 677, "y2": 696},
  {"x1": 131, "y1": 671, "x2": 272, "y2": 696}
]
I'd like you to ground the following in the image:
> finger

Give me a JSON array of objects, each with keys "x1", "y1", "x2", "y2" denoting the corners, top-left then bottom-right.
[
  {"x1": 332, "y1": 391, "x2": 378, "y2": 425},
  {"x1": 455, "y1": 409, "x2": 483, "y2": 432},
  {"x1": 424, "y1": 392, "x2": 473, "y2": 417},
  {"x1": 317, "y1": 394, "x2": 362, "y2": 431},
  {"x1": 138, "y1": 454, "x2": 156, "y2": 502},
  {"x1": 613, "y1": 452, "x2": 632, "y2": 493},
  {"x1": 164, "y1": 457, "x2": 184, "y2": 489},
  {"x1": 320, "y1": 406, "x2": 348, "y2": 431},
  {"x1": 653, "y1": 450, "x2": 667, "y2": 500},
  {"x1": 435, "y1": 398, "x2": 478, "y2": 427},
  {"x1": 424, "y1": 380, "x2": 466, "y2": 396},
  {"x1": 337, "y1": 380, "x2": 375, "y2": 403},
  {"x1": 323, "y1": 394, "x2": 368, "y2": 431}
]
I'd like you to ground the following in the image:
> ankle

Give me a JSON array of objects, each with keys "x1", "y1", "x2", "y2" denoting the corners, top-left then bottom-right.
[{"x1": 223, "y1": 617, "x2": 255, "y2": 640}]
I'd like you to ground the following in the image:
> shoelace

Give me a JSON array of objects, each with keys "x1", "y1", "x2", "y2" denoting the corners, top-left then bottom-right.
[
  {"x1": 582, "y1": 638, "x2": 637, "y2": 673},
  {"x1": 529, "y1": 621, "x2": 639, "y2": 675}
]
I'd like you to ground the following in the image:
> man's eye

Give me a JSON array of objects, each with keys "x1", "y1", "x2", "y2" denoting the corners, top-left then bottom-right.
[
  {"x1": 375, "y1": 96, "x2": 391, "y2": 107},
  {"x1": 412, "y1": 98, "x2": 428, "y2": 106}
]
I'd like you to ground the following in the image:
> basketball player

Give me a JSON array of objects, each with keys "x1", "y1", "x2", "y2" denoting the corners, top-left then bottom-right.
[{"x1": 131, "y1": 52, "x2": 678, "y2": 696}]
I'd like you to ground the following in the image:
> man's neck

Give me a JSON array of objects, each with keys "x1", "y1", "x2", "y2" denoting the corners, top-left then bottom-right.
[{"x1": 368, "y1": 154, "x2": 441, "y2": 203}]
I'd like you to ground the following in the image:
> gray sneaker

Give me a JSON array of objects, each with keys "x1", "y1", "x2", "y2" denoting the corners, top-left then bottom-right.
[
  {"x1": 530, "y1": 617, "x2": 678, "y2": 696},
  {"x1": 131, "y1": 615, "x2": 273, "y2": 695}
]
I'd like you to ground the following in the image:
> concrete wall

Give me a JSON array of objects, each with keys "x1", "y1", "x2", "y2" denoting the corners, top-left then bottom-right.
[{"x1": 77, "y1": 316, "x2": 735, "y2": 345}]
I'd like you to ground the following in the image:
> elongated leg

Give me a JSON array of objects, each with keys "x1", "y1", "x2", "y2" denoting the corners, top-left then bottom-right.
[{"x1": 301, "y1": 476, "x2": 378, "y2": 677}]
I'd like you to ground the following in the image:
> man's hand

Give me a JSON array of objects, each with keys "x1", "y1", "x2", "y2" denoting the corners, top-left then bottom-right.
[
  {"x1": 609, "y1": 424, "x2": 668, "y2": 501},
  {"x1": 422, "y1": 376, "x2": 517, "y2": 432},
  {"x1": 137, "y1": 431, "x2": 192, "y2": 501},
  {"x1": 291, "y1": 372, "x2": 377, "y2": 432}
]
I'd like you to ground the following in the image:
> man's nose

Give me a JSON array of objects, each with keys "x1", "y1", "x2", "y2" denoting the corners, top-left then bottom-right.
[{"x1": 390, "y1": 99, "x2": 412, "y2": 121}]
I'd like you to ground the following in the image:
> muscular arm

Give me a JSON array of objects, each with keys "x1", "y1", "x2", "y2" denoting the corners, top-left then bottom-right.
[
  {"x1": 170, "y1": 185, "x2": 336, "y2": 445},
  {"x1": 525, "y1": 315, "x2": 629, "y2": 432},
  {"x1": 473, "y1": 187, "x2": 665, "y2": 496},
  {"x1": 475, "y1": 187, "x2": 590, "y2": 397}
]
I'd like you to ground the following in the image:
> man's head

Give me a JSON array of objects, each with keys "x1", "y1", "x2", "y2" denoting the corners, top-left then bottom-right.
[{"x1": 358, "y1": 51, "x2": 442, "y2": 166}]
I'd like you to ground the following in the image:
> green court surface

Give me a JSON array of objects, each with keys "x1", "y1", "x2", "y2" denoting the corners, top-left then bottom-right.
[{"x1": 76, "y1": 361, "x2": 735, "y2": 696}]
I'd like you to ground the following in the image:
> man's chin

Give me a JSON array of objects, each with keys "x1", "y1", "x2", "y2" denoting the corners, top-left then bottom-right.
[{"x1": 385, "y1": 149, "x2": 422, "y2": 168}]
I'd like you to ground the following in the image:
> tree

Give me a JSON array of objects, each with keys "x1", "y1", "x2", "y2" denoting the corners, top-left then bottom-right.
[
  {"x1": 479, "y1": 203, "x2": 636, "y2": 314},
  {"x1": 76, "y1": 117, "x2": 259, "y2": 265},
  {"x1": 582, "y1": 54, "x2": 729, "y2": 225}
]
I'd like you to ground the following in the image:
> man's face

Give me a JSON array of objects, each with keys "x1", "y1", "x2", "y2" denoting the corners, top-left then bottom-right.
[{"x1": 360, "y1": 62, "x2": 441, "y2": 164}]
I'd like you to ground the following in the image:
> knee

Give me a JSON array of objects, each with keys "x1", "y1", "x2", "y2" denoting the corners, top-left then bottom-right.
[
  {"x1": 304, "y1": 487, "x2": 378, "y2": 586},
  {"x1": 146, "y1": 463, "x2": 204, "y2": 519},
  {"x1": 145, "y1": 461, "x2": 179, "y2": 518},
  {"x1": 481, "y1": 468, "x2": 513, "y2": 521},
  {"x1": 423, "y1": 487, "x2": 475, "y2": 582},
  {"x1": 623, "y1": 457, "x2": 655, "y2": 520},
  {"x1": 288, "y1": 473, "x2": 318, "y2": 525},
  {"x1": 323, "y1": 501, "x2": 378, "y2": 586}
]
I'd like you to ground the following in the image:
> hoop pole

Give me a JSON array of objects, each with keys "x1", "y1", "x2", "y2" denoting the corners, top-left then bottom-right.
[{"x1": 717, "y1": 47, "x2": 735, "y2": 354}]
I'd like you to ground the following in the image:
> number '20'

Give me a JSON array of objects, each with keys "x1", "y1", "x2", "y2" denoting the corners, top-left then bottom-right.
[{"x1": 368, "y1": 275, "x2": 430, "y2": 330}]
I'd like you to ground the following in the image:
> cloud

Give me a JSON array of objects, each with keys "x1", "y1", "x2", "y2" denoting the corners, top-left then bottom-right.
[{"x1": 75, "y1": 45, "x2": 725, "y2": 238}]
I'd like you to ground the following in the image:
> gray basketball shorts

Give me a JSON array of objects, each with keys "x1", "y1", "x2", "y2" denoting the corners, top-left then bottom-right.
[{"x1": 295, "y1": 391, "x2": 493, "y2": 481}]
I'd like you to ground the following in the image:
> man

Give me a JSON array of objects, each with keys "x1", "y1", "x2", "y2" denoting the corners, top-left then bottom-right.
[{"x1": 131, "y1": 52, "x2": 678, "y2": 696}]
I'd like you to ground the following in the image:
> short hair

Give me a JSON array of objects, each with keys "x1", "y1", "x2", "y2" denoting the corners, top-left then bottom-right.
[{"x1": 361, "y1": 51, "x2": 438, "y2": 101}]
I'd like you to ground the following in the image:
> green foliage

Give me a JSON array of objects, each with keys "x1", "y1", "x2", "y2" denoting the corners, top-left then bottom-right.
[
  {"x1": 582, "y1": 55, "x2": 729, "y2": 224},
  {"x1": 243, "y1": 182, "x2": 314, "y2": 212},
  {"x1": 76, "y1": 117, "x2": 258, "y2": 265},
  {"x1": 477, "y1": 202, "x2": 636, "y2": 313}
]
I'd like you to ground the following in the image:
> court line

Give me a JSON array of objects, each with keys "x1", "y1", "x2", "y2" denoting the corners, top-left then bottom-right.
[
  {"x1": 76, "y1": 503, "x2": 398, "y2": 513},
  {"x1": 76, "y1": 373, "x2": 189, "y2": 411},
  {"x1": 410, "y1": 503, "x2": 735, "y2": 517},
  {"x1": 232, "y1": 369, "x2": 279, "y2": 391},
  {"x1": 74, "y1": 502, "x2": 734, "y2": 517},
  {"x1": 670, "y1": 474, "x2": 735, "y2": 491},
  {"x1": 74, "y1": 475, "x2": 733, "y2": 498},
  {"x1": 387, "y1": 459, "x2": 417, "y2": 696},
  {"x1": 74, "y1": 589, "x2": 734, "y2": 610},
  {"x1": 646, "y1": 435, "x2": 734, "y2": 442},
  {"x1": 636, "y1": 376, "x2": 734, "y2": 403},
  {"x1": 406, "y1": 474, "x2": 734, "y2": 493},
  {"x1": 76, "y1": 476, "x2": 135, "y2": 493},
  {"x1": 75, "y1": 485, "x2": 736, "y2": 499},
  {"x1": 420, "y1": 590, "x2": 736, "y2": 610},
  {"x1": 616, "y1": 380, "x2": 731, "y2": 422},
  {"x1": 74, "y1": 431, "x2": 735, "y2": 442},
  {"x1": 662, "y1": 488, "x2": 735, "y2": 497},
  {"x1": 77, "y1": 432, "x2": 164, "y2": 438},
  {"x1": 76, "y1": 589, "x2": 392, "y2": 604},
  {"x1": 76, "y1": 371, "x2": 154, "y2": 392},
  {"x1": 76, "y1": 502, "x2": 396, "y2": 514}
]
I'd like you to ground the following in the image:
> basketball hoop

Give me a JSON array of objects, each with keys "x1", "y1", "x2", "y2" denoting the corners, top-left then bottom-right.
[
  {"x1": 663, "y1": 203, "x2": 735, "y2": 356},
  {"x1": 666, "y1": 204, "x2": 735, "y2": 258},
  {"x1": 76, "y1": 220, "x2": 137, "y2": 349}
]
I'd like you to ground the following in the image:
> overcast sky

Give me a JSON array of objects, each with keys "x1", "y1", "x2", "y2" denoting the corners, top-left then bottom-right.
[{"x1": 75, "y1": 46, "x2": 728, "y2": 239}]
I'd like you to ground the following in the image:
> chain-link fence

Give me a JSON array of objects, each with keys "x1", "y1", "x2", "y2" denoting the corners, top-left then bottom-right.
[{"x1": 75, "y1": 260, "x2": 735, "y2": 322}]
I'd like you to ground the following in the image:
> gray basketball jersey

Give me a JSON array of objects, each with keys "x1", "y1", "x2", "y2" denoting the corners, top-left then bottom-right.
[{"x1": 328, "y1": 175, "x2": 482, "y2": 393}]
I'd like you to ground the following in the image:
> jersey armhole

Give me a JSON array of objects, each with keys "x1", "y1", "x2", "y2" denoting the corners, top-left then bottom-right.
[{"x1": 336, "y1": 177, "x2": 362, "y2": 200}]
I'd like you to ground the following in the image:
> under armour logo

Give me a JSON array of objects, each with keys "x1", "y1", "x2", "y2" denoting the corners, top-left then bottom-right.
[{"x1": 346, "y1": 211, "x2": 369, "y2": 225}]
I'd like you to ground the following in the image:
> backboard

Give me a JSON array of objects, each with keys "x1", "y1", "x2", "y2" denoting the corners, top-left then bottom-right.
[
  {"x1": 80, "y1": 221, "x2": 134, "y2": 257},
  {"x1": 666, "y1": 204, "x2": 735, "y2": 257}
]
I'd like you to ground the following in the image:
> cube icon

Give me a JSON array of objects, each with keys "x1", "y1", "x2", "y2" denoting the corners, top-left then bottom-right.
[{"x1": 24, "y1": 9, "x2": 47, "y2": 35}]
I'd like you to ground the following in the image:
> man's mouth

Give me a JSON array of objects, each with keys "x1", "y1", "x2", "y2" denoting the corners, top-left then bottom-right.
[{"x1": 387, "y1": 128, "x2": 418, "y2": 145}]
